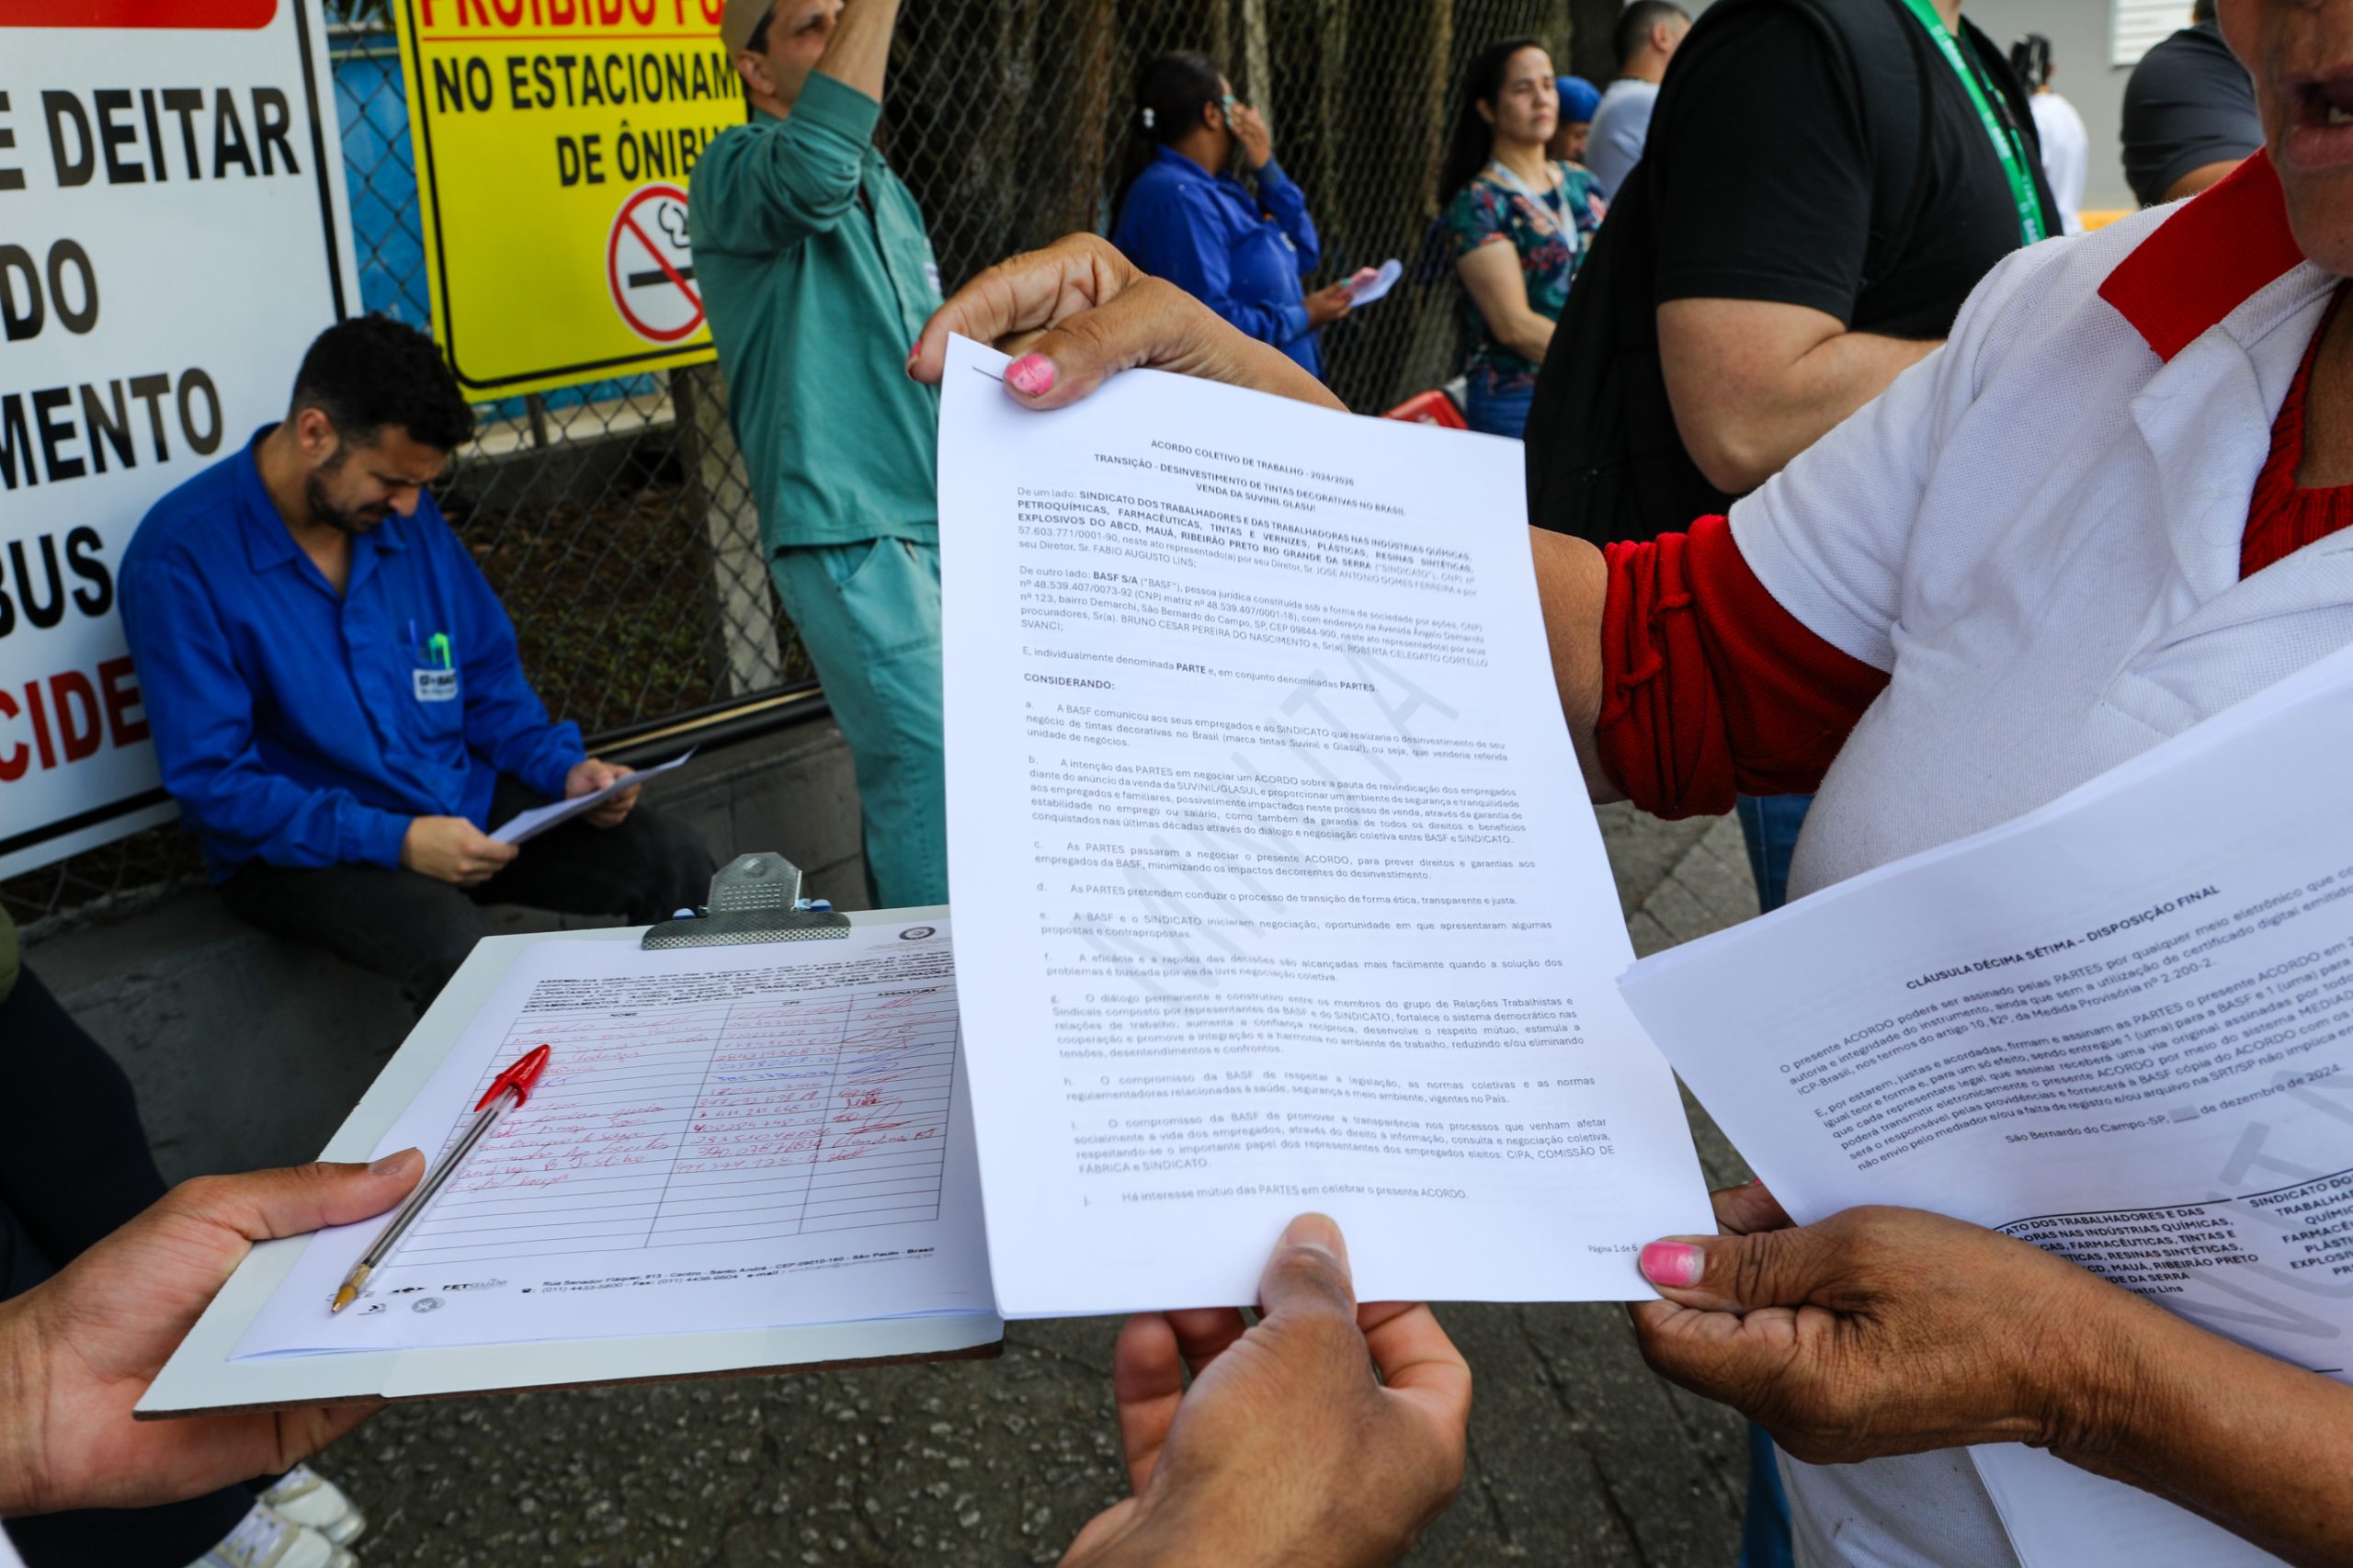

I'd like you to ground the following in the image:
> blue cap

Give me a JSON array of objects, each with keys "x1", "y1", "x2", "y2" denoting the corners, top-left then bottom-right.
[{"x1": 1557, "y1": 74, "x2": 1602, "y2": 123}]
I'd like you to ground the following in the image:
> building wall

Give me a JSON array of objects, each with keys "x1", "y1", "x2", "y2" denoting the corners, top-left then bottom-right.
[{"x1": 1969, "y1": 0, "x2": 2154, "y2": 215}]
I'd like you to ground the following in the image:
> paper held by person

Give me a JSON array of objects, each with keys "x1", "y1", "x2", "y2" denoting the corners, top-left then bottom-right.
[
  {"x1": 488, "y1": 750, "x2": 695, "y2": 845},
  {"x1": 936, "y1": 334, "x2": 1711, "y2": 1318},
  {"x1": 1619, "y1": 642, "x2": 2353, "y2": 1568},
  {"x1": 1347, "y1": 258, "x2": 1403, "y2": 307}
]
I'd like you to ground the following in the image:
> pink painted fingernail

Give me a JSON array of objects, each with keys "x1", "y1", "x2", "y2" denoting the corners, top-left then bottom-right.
[
  {"x1": 1006, "y1": 354, "x2": 1056, "y2": 397},
  {"x1": 1640, "y1": 1241, "x2": 1704, "y2": 1288}
]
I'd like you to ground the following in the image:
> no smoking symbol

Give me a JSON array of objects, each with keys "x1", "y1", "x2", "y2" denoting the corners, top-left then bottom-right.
[{"x1": 607, "y1": 183, "x2": 701, "y2": 344}]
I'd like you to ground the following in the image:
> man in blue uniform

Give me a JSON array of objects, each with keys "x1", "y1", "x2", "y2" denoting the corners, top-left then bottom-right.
[{"x1": 119, "y1": 316, "x2": 712, "y2": 1008}]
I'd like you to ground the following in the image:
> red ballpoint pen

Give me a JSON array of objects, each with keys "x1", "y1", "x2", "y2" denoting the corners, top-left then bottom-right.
[{"x1": 330, "y1": 1043, "x2": 553, "y2": 1314}]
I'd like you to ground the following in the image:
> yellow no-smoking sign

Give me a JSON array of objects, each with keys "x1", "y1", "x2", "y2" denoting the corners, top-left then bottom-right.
[{"x1": 392, "y1": 0, "x2": 738, "y2": 397}]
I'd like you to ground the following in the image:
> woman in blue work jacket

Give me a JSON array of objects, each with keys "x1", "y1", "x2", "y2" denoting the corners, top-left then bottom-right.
[{"x1": 1111, "y1": 52, "x2": 1357, "y2": 381}]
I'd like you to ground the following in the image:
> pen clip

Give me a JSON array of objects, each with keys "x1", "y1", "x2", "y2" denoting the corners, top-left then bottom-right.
[{"x1": 476, "y1": 1043, "x2": 552, "y2": 1111}]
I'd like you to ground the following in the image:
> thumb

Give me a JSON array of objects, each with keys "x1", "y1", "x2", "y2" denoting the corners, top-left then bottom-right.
[
  {"x1": 467, "y1": 820, "x2": 519, "y2": 853},
  {"x1": 998, "y1": 278, "x2": 1253, "y2": 411},
  {"x1": 1711, "y1": 1178, "x2": 1794, "y2": 1237},
  {"x1": 172, "y1": 1153, "x2": 426, "y2": 1245},
  {"x1": 1639, "y1": 1222, "x2": 1839, "y2": 1313},
  {"x1": 1256, "y1": 1211, "x2": 1358, "y2": 1326}
]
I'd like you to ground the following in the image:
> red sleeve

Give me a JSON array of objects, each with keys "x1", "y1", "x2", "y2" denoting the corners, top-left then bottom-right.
[{"x1": 1596, "y1": 516, "x2": 1890, "y2": 819}]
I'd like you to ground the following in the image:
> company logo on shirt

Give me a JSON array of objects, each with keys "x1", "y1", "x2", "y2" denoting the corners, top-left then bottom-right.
[{"x1": 414, "y1": 668, "x2": 460, "y2": 702}]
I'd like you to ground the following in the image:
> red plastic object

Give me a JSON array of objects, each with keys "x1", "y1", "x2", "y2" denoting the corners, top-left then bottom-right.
[
  {"x1": 1382, "y1": 389, "x2": 1467, "y2": 428},
  {"x1": 3, "y1": 0, "x2": 277, "y2": 27},
  {"x1": 477, "y1": 1043, "x2": 554, "y2": 1110}
]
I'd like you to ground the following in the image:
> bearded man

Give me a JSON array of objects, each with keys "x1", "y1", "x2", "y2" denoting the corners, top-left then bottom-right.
[{"x1": 119, "y1": 314, "x2": 711, "y2": 1009}]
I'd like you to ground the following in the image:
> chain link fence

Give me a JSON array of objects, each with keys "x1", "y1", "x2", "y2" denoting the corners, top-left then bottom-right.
[
  {"x1": 890, "y1": 0, "x2": 1571, "y2": 415},
  {"x1": 6, "y1": 0, "x2": 1570, "y2": 931}
]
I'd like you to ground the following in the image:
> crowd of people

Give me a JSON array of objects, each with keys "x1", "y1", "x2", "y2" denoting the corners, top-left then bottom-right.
[{"x1": 6, "y1": 0, "x2": 2348, "y2": 1566}]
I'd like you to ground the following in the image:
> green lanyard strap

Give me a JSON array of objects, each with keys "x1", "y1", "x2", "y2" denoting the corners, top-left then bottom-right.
[{"x1": 1894, "y1": 0, "x2": 2050, "y2": 247}]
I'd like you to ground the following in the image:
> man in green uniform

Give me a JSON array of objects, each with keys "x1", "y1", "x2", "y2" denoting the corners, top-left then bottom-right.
[{"x1": 696, "y1": 0, "x2": 947, "y2": 907}]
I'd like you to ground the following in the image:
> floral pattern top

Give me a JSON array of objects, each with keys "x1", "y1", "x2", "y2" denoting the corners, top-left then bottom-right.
[{"x1": 1444, "y1": 160, "x2": 1606, "y2": 394}]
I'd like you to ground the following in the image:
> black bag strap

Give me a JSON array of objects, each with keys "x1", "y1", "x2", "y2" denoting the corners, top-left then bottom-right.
[
  {"x1": 1524, "y1": 0, "x2": 1936, "y2": 547},
  {"x1": 1701, "y1": 0, "x2": 1934, "y2": 290},
  {"x1": 1850, "y1": 0, "x2": 1937, "y2": 293}
]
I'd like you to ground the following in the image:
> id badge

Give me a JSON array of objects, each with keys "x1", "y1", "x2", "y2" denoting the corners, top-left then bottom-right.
[{"x1": 414, "y1": 667, "x2": 460, "y2": 701}]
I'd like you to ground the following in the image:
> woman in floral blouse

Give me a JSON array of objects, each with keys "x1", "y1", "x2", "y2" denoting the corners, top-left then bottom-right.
[{"x1": 1440, "y1": 37, "x2": 1607, "y2": 437}]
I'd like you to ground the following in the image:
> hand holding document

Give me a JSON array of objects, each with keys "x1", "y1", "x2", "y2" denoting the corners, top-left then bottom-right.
[
  {"x1": 488, "y1": 750, "x2": 694, "y2": 845},
  {"x1": 1347, "y1": 258, "x2": 1402, "y2": 308},
  {"x1": 1620, "y1": 645, "x2": 2353, "y2": 1568},
  {"x1": 937, "y1": 335, "x2": 1711, "y2": 1315}
]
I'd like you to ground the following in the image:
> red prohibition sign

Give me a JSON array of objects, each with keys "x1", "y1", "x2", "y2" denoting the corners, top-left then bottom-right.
[{"x1": 607, "y1": 183, "x2": 703, "y2": 344}]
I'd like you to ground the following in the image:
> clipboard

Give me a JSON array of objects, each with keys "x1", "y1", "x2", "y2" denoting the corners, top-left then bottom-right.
[
  {"x1": 139, "y1": 903, "x2": 1002, "y2": 1421},
  {"x1": 641, "y1": 850, "x2": 854, "y2": 947}
]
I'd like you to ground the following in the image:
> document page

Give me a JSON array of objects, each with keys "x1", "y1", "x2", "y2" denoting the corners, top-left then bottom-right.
[
  {"x1": 1347, "y1": 258, "x2": 1403, "y2": 307},
  {"x1": 938, "y1": 335, "x2": 1711, "y2": 1316},
  {"x1": 235, "y1": 922, "x2": 993, "y2": 1357},
  {"x1": 488, "y1": 750, "x2": 695, "y2": 844},
  {"x1": 1618, "y1": 647, "x2": 2353, "y2": 1568}
]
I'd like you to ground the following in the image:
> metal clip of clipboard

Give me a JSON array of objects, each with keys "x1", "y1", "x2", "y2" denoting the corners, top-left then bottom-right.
[{"x1": 641, "y1": 851, "x2": 853, "y2": 948}]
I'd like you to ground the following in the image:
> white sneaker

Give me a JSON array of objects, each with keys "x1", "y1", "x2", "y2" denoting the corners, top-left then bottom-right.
[
  {"x1": 191, "y1": 1503, "x2": 356, "y2": 1568},
  {"x1": 259, "y1": 1465, "x2": 368, "y2": 1545}
]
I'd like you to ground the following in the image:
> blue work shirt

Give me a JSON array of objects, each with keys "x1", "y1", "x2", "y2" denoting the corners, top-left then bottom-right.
[
  {"x1": 1112, "y1": 146, "x2": 1326, "y2": 377},
  {"x1": 118, "y1": 428, "x2": 584, "y2": 882}
]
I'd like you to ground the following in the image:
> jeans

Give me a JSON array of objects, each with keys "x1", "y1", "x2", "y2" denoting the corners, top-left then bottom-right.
[
  {"x1": 1739, "y1": 1424, "x2": 1798, "y2": 1568},
  {"x1": 0, "y1": 966, "x2": 256, "y2": 1568},
  {"x1": 1735, "y1": 792, "x2": 1814, "y2": 915},
  {"x1": 1733, "y1": 791, "x2": 1813, "y2": 1568},
  {"x1": 219, "y1": 775, "x2": 713, "y2": 1010},
  {"x1": 1464, "y1": 378, "x2": 1537, "y2": 439},
  {"x1": 767, "y1": 537, "x2": 948, "y2": 909}
]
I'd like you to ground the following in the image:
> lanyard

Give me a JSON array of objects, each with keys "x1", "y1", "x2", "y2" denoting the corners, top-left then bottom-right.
[
  {"x1": 1483, "y1": 157, "x2": 1563, "y2": 207},
  {"x1": 1893, "y1": 0, "x2": 2049, "y2": 246},
  {"x1": 1483, "y1": 159, "x2": 1580, "y2": 250}
]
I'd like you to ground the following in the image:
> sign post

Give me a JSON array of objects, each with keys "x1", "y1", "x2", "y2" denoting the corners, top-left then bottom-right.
[
  {"x1": 392, "y1": 0, "x2": 738, "y2": 398},
  {"x1": 0, "y1": 0, "x2": 358, "y2": 881}
]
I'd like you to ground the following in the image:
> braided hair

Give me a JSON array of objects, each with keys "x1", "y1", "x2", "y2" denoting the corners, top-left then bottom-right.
[{"x1": 2008, "y1": 33, "x2": 2053, "y2": 89}]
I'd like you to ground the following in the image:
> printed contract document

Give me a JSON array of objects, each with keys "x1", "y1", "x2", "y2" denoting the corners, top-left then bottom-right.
[
  {"x1": 938, "y1": 335, "x2": 1711, "y2": 1314},
  {"x1": 234, "y1": 924, "x2": 995, "y2": 1358},
  {"x1": 1620, "y1": 646, "x2": 2353, "y2": 1568}
]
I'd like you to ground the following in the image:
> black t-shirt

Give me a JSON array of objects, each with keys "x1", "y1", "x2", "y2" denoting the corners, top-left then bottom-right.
[
  {"x1": 2121, "y1": 19, "x2": 2261, "y2": 207},
  {"x1": 1643, "y1": 2, "x2": 2040, "y2": 342}
]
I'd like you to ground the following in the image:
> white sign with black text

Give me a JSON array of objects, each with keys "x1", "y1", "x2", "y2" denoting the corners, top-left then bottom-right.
[{"x1": 0, "y1": 0, "x2": 358, "y2": 878}]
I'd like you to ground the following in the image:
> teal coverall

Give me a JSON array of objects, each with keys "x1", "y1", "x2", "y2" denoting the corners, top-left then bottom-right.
[{"x1": 694, "y1": 71, "x2": 948, "y2": 907}]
